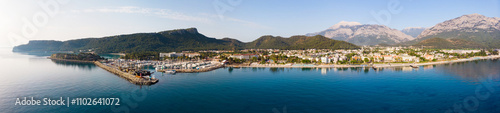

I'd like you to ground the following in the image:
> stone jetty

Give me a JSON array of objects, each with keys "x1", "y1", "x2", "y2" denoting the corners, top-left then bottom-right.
[{"x1": 94, "y1": 61, "x2": 158, "y2": 85}]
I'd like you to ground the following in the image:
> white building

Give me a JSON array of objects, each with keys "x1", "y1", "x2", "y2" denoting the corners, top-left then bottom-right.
[
  {"x1": 160, "y1": 52, "x2": 184, "y2": 58},
  {"x1": 443, "y1": 50, "x2": 481, "y2": 54},
  {"x1": 229, "y1": 54, "x2": 258, "y2": 60},
  {"x1": 383, "y1": 55, "x2": 394, "y2": 62},
  {"x1": 401, "y1": 55, "x2": 417, "y2": 62},
  {"x1": 184, "y1": 53, "x2": 201, "y2": 58},
  {"x1": 321, "y1": 57, "x2": 331, "y2": 63}
]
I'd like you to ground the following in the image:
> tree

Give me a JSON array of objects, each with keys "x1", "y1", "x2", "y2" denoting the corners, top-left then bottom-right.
[
  {"x1": 475, "y1": 50, "x2": 487, "y2": 56},
  {"x1": 251, "y1": 57, "x2": 258, "y2": 62},
  {"x1": 493, "y1": 50, "x2": 499, "y2": 55},
  {"x1": 364, "y1": 58, "x2": 369, "y2": 63},
  {"x1": 395, "y1": 57, "x2": 402, "y2": 62},
  {"x1": 302, "y1": 59, "x2": 311, "y2": 64},
  {"x1": 260, "y1": 60, "x2": 266, "y2": 64},
  {"x1": 419, "y1": 57, "x2": 427, "y2": 62}
]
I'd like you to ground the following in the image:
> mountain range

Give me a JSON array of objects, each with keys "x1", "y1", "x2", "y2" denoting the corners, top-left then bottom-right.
[
  {"x1": 307, "y1": 14, "x2": 500, "y2": 48},
  {"x1": 12, "y1": 14, "x2": 500, "y2": 52},
  {"x1": 413, "y1": 13, "x2": 500, "y2": 48},
  {"x1": 13, "y1": 28, "x2": 359, "y2": 53},
  {"x1": 306, "y1": 21, "x2": 414, "y2": 45},
  {"x1": 401, "y1": 27, "x2": 427, "y2": 38}
]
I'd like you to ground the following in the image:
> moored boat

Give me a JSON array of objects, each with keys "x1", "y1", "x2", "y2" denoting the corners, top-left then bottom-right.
[{"x1": 165, "y1": 70, "x2": 176, "y2": 74}]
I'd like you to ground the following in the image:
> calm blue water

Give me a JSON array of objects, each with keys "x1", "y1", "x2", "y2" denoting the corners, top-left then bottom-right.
[{"x1": 1, "y1": 48, "x2": 500, "y2": 113}]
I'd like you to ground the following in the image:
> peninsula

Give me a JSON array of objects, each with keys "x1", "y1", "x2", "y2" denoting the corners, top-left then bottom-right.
[{"x1": 49, "y1": 53, "x2": 158, "y2": 85}]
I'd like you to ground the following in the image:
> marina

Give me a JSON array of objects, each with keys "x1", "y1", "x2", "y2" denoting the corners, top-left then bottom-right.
[
  {"x1": 104, "y1": 59, "x2": 225, "y2": 73},
  {"x1": 155, "y1": 61, "x2": 224, "y2": 73}
]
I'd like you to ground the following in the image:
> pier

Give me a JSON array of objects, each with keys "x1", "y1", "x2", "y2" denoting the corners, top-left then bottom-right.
[{"x1": 94, "y1": 61, "x2": 158, "y2": 85}]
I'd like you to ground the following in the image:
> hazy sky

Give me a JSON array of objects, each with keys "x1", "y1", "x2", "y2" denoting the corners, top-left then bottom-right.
[{"x1": 1, "y1": 0, "x2": 499, "y2": 47}]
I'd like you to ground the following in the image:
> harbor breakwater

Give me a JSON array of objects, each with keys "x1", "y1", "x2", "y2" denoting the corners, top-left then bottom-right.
[{"x1": 94, "y1": 61, "x2": 158, "y2": 85}]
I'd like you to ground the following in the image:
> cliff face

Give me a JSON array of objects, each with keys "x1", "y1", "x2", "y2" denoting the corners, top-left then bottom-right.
[
  {"x1": 417, "y1": 14, "x2": 500, "y2": 39},
  {"x1": 413, "y1": 14, "x2": 500, "y2": 48},
  {"x1": 306, "y1": 21, "x2": 414, "y2": 45}
]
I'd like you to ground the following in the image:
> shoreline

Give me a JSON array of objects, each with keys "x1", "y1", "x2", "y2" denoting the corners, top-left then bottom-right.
[{"x1": 227, "y1": 55, "x2": 500, "y2": 68}]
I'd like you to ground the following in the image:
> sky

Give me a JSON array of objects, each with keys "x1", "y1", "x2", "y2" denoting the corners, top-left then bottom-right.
[{"x1": 0, "y1": 0, "x2": 499, "y2": 48}]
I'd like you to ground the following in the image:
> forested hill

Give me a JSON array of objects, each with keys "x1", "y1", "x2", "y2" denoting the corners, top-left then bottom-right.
[
  {"x1": 13, "y1": 28, "x2": 359, "y2": 53},
  {"x1": 245, "y1": 35, "x2": 360, "y2": 49}
]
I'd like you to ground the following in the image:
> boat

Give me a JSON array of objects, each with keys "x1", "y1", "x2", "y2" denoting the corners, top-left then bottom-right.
[
  {"x1": 133, "y1": 70, "x2": 154, "y2": 79},
  {"x1": 409, "y1": 65, "x2": 418, "y2": 68},
  {"x1": 165, "y1": 70, "x2": 176, "y2": 74},
  {"x1": 155, "y1": 65, "x2": 165, "y2": 72}
]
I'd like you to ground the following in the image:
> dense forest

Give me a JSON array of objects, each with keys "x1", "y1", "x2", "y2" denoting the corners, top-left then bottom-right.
[
  {"x1": 245, "y1": 35, "x2": 359, "y2": 49},
  {"x1": 50, "y1": 53, "x2": 105, "y2": 61},
  {"x1": 13, "y1": 28, "x2": 360, "y2": 53}
]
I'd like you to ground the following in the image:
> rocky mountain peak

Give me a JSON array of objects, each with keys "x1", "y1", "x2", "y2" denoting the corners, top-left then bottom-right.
[
  {"x1": 328, "y1": 21, "x2": 362, "y2": 29},
  {"x1": 418, "y1": 14, "x2": 500, "y2": 39},
  {"x1": 160, "y1": 28, "x2": 199, "y2": 35},
  {"x1": 307, "y1": 22, "x2": 413, "y2": 45}
]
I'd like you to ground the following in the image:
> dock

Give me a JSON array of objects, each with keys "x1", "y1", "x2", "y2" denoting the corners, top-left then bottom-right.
[{"x1": 94, "y1": 61, "x2": 159, "y2": 85}]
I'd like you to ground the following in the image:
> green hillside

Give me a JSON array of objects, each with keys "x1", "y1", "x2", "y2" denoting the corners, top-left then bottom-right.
[
  {"x1": 245, "y1": 35, "x2": 360, "y2": 49},
  {"x1": 416, "y1": 29, "x2": 500, "y2": 48},
  {"x1": 413, "y1": 37, "x2": 486, "y2": 49},
  {"x1": 13, "y1": 28, "x2": 359, "y2": 53}
]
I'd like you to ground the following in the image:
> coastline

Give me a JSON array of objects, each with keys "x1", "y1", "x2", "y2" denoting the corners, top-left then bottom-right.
[{"x1": 227, "y1": 55, "x2": 500, "y2": 68}]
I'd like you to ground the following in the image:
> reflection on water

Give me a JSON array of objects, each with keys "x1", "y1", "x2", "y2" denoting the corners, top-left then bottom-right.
[
  {"x1": 253, "y1": 59, "x2": 500, "y2": 78},
  {"x1": 301, "y1": 68, "x2": 312, "y2": 71},
  {"x1": 228, "y1": 67, "x2": 233, "y2": 73},
  {"x1": 269, "y1": 68, "x2": 285, "y2": 73},
  {"x1": 436, "y1": 59, "x2": 500, "y2": 81},
  {"x1": 16, "y1": 51, "x2": 72, "y2": 57},
  {"x1": 50, "y1": 59, "x2": 97, "y2": 70},
  {"x1": 423, "y1": 65, "x2": 435, "y2": 70}
]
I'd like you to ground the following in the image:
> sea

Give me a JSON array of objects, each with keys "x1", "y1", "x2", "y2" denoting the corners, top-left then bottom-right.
[{"x1": 1, "y1": 48, "x2": 500, "y2": 113}]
